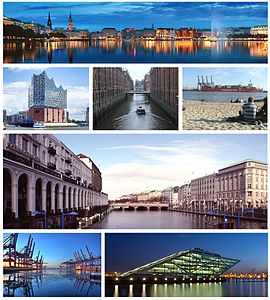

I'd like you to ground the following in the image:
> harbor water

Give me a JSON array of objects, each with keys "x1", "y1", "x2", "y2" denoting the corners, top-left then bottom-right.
[
  {"x1": 106, "y1": 280, "x2": 268, "y2": 297},
  {"x1": 3, "y1": 269, "x2": 101, "y2": 297},
  {"x1": 183, "y1": 90, "x2": 267, "y2": 102},
  {"x1": 4, "y1": 40, "x2": 267, "y2": 63}
]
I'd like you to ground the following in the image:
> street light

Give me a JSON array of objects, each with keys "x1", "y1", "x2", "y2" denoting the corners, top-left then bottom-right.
[
  {"x1": 61, "y1": 211, "x2": 79, "y2": 229},
  {"x1": 237, "y1": 209, "x2": 255, "y2": 229},
  {"x1": 32, "y1": 211, "x2": 47, "y2": 229},
  {"x1": 207, "y1": 210, "x2": 227, "y2": 229}
]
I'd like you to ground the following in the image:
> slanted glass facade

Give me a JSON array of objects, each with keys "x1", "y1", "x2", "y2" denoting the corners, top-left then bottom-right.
[{"x1": 120, "y1": 248, "x2": 240, "y2": 278}]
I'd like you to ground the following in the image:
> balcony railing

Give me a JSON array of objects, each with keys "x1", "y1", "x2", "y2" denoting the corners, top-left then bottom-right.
[
  {"x1": 65, "y1": 169, "x2": 72, "y2": 176},
  {"x1": 47, "y1": 162, "x2": 56, "y2": 170},
  {"x1": 65, "y1": 157, "x2": 72, "y2": 164},
  {"x1": 48, "y1": 146, "x2": 56, "y2": 155},
  {"x1": 76, "y1": 176, "x2": 82, "y2": 181}
]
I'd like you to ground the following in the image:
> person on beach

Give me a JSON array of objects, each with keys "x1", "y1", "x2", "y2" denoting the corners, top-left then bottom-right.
[
  {"x1": 239, "y1": 97, "x2": 258, "y2": 122},
  {"x1": 256, "y1": 97, "x2": 267, "y2": 123},
  {"x1": 226, "y1": 96, "x2": 259, "y2": 124}
]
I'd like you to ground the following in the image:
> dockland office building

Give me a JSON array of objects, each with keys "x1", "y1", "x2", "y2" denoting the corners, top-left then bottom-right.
[{"x1": 3, "y1": 134, "x2": 108, "y2": 229}]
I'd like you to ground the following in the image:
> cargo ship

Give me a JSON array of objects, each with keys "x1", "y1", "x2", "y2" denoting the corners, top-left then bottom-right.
[{"x1": 197, "y1": 76, "x2": 263, "y2": 92}]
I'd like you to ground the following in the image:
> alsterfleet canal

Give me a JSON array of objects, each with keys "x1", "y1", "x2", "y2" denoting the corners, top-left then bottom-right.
[{"x1": 91, "y1": 209, "x2": 266, "y2": 230}]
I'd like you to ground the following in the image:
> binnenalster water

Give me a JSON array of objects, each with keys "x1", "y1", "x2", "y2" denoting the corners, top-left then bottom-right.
[
  {"x1": 183, "y1": 90, "x2": 267, "y2": 102},
  {"x1": 106, "y1": 280, "x2": 268, "y2": 297},
  {"x1": 94, "y1": 94, "x2": 177, "y2": 130},
  {"x1": 92, "y1": 211, "x2": 266, "y2": 229},
  {"x1": 3, "y1": 269, "x2": 101, "y2": 297},
  {"x1": 3, "y1": 40, "x2": 267, "y2": 63}
]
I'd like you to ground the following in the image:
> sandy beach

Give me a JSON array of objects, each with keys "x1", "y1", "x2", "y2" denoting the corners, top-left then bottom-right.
[{"x1": 182, "y1": 101, "x2": 267, "y2": 130}]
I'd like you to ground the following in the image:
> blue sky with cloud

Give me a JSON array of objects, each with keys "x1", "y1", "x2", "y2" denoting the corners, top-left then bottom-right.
[
  {"x1": 55, "y1": 134, "x2": 267, "y2": 199},
  {"x1": 183, "y1": 67, "x2": 268, "y2": 90},
  {"x1": 4, "y1": 2, "x2": 268, "y2": 31}
]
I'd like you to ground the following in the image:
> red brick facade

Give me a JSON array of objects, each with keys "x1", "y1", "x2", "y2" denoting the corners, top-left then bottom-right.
[{"x1": 27, "y1": 107, "x2": 66, "y2": 123}]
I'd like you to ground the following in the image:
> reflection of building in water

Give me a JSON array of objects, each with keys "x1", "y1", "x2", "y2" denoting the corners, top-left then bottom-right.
[
  {"x1": 93, "y1": 67, "x2": 133, "y2": 125},
  {"x1": 149, "y1": 67, "x2": 178, "y2": 125},
  {"x1": 4, "y1": 271, "x2": 43, "y2": 297}
]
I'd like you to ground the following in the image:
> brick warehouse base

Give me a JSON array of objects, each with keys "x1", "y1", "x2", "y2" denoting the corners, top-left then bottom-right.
[{"x1": 28, "y1": 107, "x2": 66, "y2": 123}]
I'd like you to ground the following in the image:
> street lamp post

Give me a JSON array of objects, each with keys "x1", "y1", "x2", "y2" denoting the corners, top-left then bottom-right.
[
  {"x1": 207, "y1": 210, "x2": 227, "y2": 229},
  {"x1": 32, "y1": 211, "x2": 47, "y2": 229},
  {"x1": 237, "y1": 209, "x2": 255, "y2": 229},
  {"x1": 61, "y1": 211, "x2": 79, "y2": 229}
]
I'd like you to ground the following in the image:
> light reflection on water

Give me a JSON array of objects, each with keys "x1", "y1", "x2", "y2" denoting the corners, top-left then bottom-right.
[
  {"x1": 94, "y1": 94, "x2": 177, "y2": 130},
  {"x1": 3, "y1": 269, "x2": 101, "y2": 297},
  {"x1": 106, "y1": 280, "x2": 268, "y2": 297},
  {"x1": 3, "y1": 40, "x2": 268, "y2": 63},
  {"x1": 92, "y1": 210, "x2": 266, "y2": 229}
]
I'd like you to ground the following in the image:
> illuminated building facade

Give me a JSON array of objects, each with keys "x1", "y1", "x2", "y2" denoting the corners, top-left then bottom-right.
[{"x1": 120, "y1": 248, "x2": 240, "y2": 279}]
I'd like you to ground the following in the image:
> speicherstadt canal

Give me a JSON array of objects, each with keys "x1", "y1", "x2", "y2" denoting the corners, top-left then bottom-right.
[{"x1": 94, "y1": 93, "x2": 177, "y2": 130}]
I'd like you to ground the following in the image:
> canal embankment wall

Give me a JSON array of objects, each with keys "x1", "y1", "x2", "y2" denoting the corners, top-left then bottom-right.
[
  {"x1": 94, "y1": 94, "x2": 128, "y2": 126},
  {"x1": 150, "y1": 95, "x2": 178, "y2": 126}
]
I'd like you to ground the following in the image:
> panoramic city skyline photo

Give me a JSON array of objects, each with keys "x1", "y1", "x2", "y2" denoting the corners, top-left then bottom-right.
[{"x1": 3, "y1": 1, "x2": 268, "y2": 63}]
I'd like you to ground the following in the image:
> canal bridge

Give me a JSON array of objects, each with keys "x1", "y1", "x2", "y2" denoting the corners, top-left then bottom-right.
[
  {"x1": 128, "y1": 91, "x2": 150, "y2": 96},
  {"x1": 110, "y1": 202, "x2": 169, "y2": 211}
]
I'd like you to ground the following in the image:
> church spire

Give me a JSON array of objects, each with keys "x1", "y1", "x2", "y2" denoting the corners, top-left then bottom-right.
[
  {"x1": 47, "y1": 11, "x2": 52, "y2": 28},
  {"x1": 68, "y1": 12, "x2": 73, "y2": 31}
]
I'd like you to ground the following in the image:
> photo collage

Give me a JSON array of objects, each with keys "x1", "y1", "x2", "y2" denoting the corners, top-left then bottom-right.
[{"x1": 2, "y1": 0, "x2": 268, "y2": 298}]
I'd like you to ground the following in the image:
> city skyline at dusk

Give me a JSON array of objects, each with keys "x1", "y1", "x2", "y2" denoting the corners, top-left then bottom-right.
[{"x1": 4, "y1": 2, "x2": 268, "y2": 32}]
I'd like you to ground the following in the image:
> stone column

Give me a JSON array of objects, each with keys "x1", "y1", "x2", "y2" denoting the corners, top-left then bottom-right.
[
  {"x1": 11, "y1": 183, "x2": 18, "y2": 219},
  {"x1": 28, "y1": 184, "x2": 35, "y2": 213},
  {"x1": 42, "y1": 186, "x2": 46, "y2": 212},
  {"x1": 74, "y1": 190, "x2": 78, "y2": 209},
  {"x1": 59, "y1": 191, "x2": 63, "y2": 212},
  {"x1": 51, "y1": 183, "x2": 55, "y2": 213},
  {"x1": 70, "y1": 188, "x2": 73, "y2": 210}
]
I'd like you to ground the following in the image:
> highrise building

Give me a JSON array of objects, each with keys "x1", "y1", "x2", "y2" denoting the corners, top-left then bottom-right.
[
  {"x1": 27, "y1": 71, "x2": 67, "y2": 123},
  {"x1": 28, "y1": 71, "x2": 67, "y2": 109}
]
